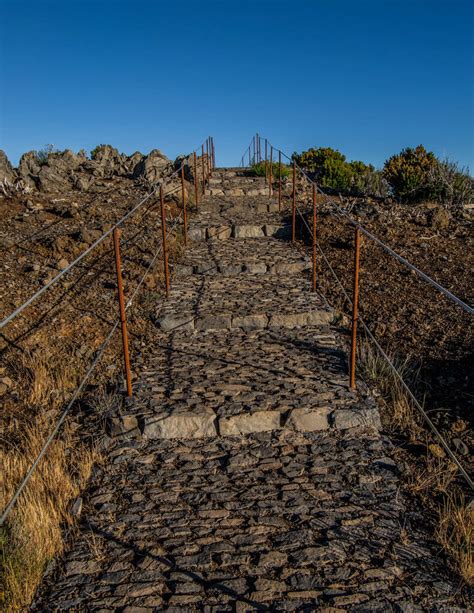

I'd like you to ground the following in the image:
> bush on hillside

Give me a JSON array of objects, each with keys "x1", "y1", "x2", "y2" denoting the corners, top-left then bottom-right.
[
  {"x1": 292, "y1": 147, "x2": 353, "y2": 192},
  {"x1": 425, "y1": 158, "x2": 473, "y2": 208},
  {"x1": 383, "y1": 145, "x2": 438, "y2": 202},
  {"x1": 291, "y1": 147, "x2": 389, "y2": 196}
]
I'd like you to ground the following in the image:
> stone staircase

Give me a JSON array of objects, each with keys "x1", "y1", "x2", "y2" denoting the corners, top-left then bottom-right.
[{"x1": 32, "y1": 168, "x2": 465, "y2": 612}]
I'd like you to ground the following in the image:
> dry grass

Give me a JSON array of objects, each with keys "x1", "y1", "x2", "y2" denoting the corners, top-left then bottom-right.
[
  {"x1": 358, "y1": 338, "x2": 472, "y2": 587},
  {"x1": 0, "y1": 417, "x2": 98, "y2": 611},
  {"x1": 358, "y1": 340, "x2": 421, "y2": 435},
  {"x1": 437, "y1": 492, "x2": 473, "y2": 586}
]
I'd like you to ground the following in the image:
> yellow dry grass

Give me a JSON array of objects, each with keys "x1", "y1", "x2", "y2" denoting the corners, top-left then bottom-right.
[
  {"x1": 437, "y1": 493, "x2": 473, "y2": 586},
  {"x1": 0, "y1": 417, "x2": 98, "y2": 611}
]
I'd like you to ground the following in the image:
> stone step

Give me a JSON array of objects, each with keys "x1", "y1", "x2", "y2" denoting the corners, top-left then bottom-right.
[
  {"x1": 130, "y1": 327, "x2": 381, "y2": 440},
  {"x1": 206, "y1": 187, "x2": 269, "y2": 197},
  {"x1": 155, "y1": 274, "x2": 333, "y2": 334},
  {"x1": 188, "y1": 222, "x2": 291, "y2": 241},
  {"x1": 173, "y1": 237, "x2": 310, "y2": 277}
]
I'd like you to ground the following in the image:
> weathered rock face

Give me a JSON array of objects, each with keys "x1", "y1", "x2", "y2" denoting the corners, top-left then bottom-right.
[
  {"x1": 133, "y1": 148, "x2": 172, "y2": 185},
  {"x1": 88, "y1": 145, "x2": 128, "y2": 178},
  {"x1": 11, "y1": 144, "x2": 172, "y2": 193},
  {"x1": 18, "y1": 151, "x2": 42, "y2": 189},
  {"x1": 37, "y1": 149, "x2": 88, "y2": 192},
  {"x1": 0, "y1": 150, "x2": 16, "y2": 183}
]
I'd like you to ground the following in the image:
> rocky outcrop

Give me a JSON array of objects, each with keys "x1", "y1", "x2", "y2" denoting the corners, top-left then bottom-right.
[
  {"x1": 18, "y1": 151, "x2": 42, "y2": 189},
  {"x1": 87, "y1": 145, "x2": 128, "y2": 178},
  {"x1": 132, "y1": 149, "x2": 172, "y2": 185},
  {"x1": 0, "y1": 150, "x2": 16, "y2": 183},
  {"x1": 7, "y1": 145, "x2": 173, "y2": 194}
]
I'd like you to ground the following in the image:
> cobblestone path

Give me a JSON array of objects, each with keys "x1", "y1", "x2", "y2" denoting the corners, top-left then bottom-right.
[{"x1": 33, "y1": 169, "x2": 467, "y2": 611}]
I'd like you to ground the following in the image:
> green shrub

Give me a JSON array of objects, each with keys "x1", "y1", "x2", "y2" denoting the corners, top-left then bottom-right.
[
  {"x1": 383, "y1": 145, "x2": 438, "y2": 202},
  {"x1": 250, "y1": 161, "x2": 291, "y2": 179},
  {"x1": 292, "y1": 147, "x2": 372, "y2": 193},
  {"x1": 34, "y1": 144, "x2": 56, "y2": 166},
  {"x1": 91, "y1": 145, "x2": 106, "y2": 160}
]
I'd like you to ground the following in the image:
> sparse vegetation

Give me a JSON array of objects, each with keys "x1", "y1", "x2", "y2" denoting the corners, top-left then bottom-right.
[
  {"x1": 358, "y1": 339, "x2": 472, "y2": 586},
  {"x1": 33, "y1": 144, "x2": 57, "y2": 166},
  {"x1": 0, "y1": 420, "x2": 98, "y2": 611},
  {"x1": 250, "y1": 161, "x2": 291, "y2": 179},
  {"x1": 291, "y1": 147, "x2": 389, "y2": 197}
]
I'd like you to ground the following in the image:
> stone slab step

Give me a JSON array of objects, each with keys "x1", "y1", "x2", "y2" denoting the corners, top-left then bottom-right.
[
  {"x1": 206, "y1": 187, "x2": 269, "y2": 197},
  {"x1": 173, "y1": 237, "x2": 310, "y2": 277},
  {"x1": 155, "y1": 274, "x2": 333, "y2": 333},
  {"x1": 188, "y1": 223, "x2": 291, "y2": 241},
  {"x1": 129, "y1": 324, "x2": 381, "y2": 440},
  {"x1": 141, "y1": 405, "x2": 381, "y2": 439}
]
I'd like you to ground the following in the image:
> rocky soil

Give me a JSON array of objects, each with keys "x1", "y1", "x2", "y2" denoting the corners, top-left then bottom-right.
[{"x1": 294, "y1": 189, "x2": 473, "y2": 479}]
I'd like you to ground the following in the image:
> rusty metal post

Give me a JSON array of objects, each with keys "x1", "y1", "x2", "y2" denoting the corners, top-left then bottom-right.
[
  {"x1": 112, "y1": 228, "x2": 133, "y2": 397},
  {"x1": 269, "y1": 146, "x2": 273, "y2": 197},
  {"x1": 201, "y1": 144, "x2": 205, "y2": 194},
  {"x1": 264, "y1": 139, "x2": 268, "y2": 184},
  {"x1": 193, "y1": 151, "x2": 199, "y2": 208},
  {"x1": 181, "y1": 165, "x2": 187, "y2": 246},
  {"x1": 312, "y1": 183, "x2": 317, "y2": 292},
  {"x1": 207, "y1": 138, "x2": 211, "y2": 176},
  {"x1": 212, "y1": 137, "x2": 215, "y2": 169},
  {"x1": 278, "y1": 150, "x2": 282, "y2": 211},
  {"x1": 350, "y1": 228, "x2": 361, "y2": 389},
  {"x1": 160, "y1": 185, "x2": 170, "y2": 297},
  {"x1": 292, "y1": 161, "x2": 296, "y2": 242}
]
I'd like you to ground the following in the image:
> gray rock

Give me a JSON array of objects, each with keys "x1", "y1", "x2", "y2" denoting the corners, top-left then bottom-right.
[
  {"x1": 219, "y1": 411, "x2": 281, "y2": 435},
  {"x1": 287, "y1": 407, "x2": 331, "y2": 431},
  {"x1": 0, "y1": 150, "x2": 16, "y2": 183},
  {"x1": 333, "y1": 408, "x2": 381, "y2": 430},
  {"x1": 144, "y1": 408, "x2": 217, "y2": 439},
  {"x1": 233, "y1": 225, "x2": 265, "y2": 238},
  {"x1": 232, "y1": 313, "x2": 268, "y2": 330},
  {"x1": 133, "y1": 148, "x2": 171, "y2": 184}
]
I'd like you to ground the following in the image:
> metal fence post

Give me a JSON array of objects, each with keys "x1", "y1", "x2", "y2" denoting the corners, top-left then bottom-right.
[
  {"x1": 269, "y1": 146, "x2": 273, "y2": 197},
  {"x1": 112, "y1": 228, "x2": 133, "y2": 397},
  {"x1": 160, "y1": 185, "x2": 170, "y2": 297},
  {"x1": 193, "y1": 151, "x2": 199, "y2": 208},
  {"x1": 350, "y1": 228, "x2": 361, "y2": 389},
  {"x1": 181, "y1": 165, "x2": 187, "y2": 246},
  {"x1": 278, "y1": 150, "x2": 282, "y2": 211},
  {"x1": 312, "y1": 183, "x2": 317, "y2": 292},
  {"x1": 292, "y1": 161, "x2": 296, "y2": 242},
  {"x1": 264, "y1": 139, "x2": 268, "y2": 184},
  {"x1": 201, "y1": 144, "x2": 205, "y2": 195}
]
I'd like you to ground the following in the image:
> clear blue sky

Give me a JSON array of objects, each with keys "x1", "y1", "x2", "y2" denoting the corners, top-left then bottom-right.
[{"x1": 1, "y1": 0, "x2": 473, "y2": 169}]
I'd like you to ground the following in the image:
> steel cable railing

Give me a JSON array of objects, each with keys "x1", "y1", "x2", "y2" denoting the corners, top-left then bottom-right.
[
  {"x1": 241, "y1": 133, "x2": 473, "y2": 491},
  {"x1": 0, "y1": 136, "x2": 215, "y2": 525}
]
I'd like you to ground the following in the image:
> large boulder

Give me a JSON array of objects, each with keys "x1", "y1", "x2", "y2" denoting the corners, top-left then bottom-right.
[
  {"x1": 0, "y1": 150, "x2": 16, "y2": 183},
  {"x1": 18, "y1": 151, "x2": 42, "y2": 188},
  {"x1": 87, "y1": 145, "x2": 128, "y2": 178},
  {"x1": 133, "y1": 149, "x2": 172, "y2": 184},
  {"x1": 125, "y1": 151, "x2": 145, "y2": 176},
  {"x1": 37, "y1": 149, "x2": 88, "y2": 192}
]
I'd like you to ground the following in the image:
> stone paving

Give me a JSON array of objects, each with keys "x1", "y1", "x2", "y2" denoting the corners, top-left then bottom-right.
[{"x1": 33, "y1": 168, "x2": 470, "y2": 611}]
